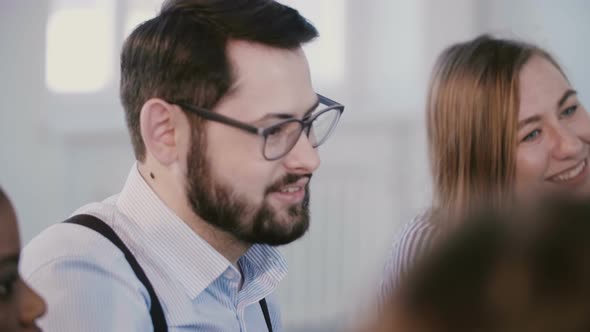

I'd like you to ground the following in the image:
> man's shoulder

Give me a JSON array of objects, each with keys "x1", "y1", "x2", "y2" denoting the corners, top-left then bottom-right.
[
  {"x1": 20, "y1": 200, "x2": 127, "y2": 279},
  {"x1": 19, "y1": 205, "x2": 155, "y2": 332},
  {"x1": 23, "y1": 224, "x2": 120, "y2": 272}
]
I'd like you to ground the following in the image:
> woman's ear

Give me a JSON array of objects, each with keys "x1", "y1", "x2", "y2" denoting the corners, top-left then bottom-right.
[{"x1": 139, "y1": 98, "x2": 180, "y2": 165}]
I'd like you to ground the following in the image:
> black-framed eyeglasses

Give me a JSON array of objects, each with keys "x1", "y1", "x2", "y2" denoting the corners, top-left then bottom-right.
[{"x1": 171, "y1": 94, "x2": 344, "y2": 161}]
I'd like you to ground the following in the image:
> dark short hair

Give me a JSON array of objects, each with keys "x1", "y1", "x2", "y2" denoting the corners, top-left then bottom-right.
[{"x1": 120, "y1": 0, "x2": 319, "y2": 160}]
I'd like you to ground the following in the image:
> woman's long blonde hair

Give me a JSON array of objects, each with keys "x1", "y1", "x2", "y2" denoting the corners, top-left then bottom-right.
[{"x1": 427, "y1": 34, "x2": 565, "y2": 223}]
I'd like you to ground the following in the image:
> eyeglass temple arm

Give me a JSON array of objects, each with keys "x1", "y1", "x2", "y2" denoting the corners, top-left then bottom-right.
[
  {"x1": 175, "y1": 102, "x2": 261, "y2": 135},
  {"x1": 317, "y1": 93, "x2": 340, "y2": 106}
]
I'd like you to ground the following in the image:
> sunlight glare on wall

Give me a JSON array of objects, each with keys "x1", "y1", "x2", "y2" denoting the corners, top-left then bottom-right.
[
  {"x1": 278, "y1": 0, "x2": 346, "y2": 85},
  {"x1": 45, "y1": 2, "x2": 115, "y2": 93},
  {"x1": 124, "y1": 0, "x2": 164, "y2": 37}
]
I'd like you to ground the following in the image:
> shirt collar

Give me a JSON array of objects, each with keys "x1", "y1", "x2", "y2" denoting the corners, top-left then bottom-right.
[{"x1": 115, "y1": 163, "x2": 287, "y2": 299}]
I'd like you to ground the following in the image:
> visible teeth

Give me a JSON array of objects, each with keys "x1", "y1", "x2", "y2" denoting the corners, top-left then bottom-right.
[
  {"x1": 554, "y1": 160, "x2": 586, "y2": 181},
  {"x1": 280, "y1": 186, "x2": 300, "y2": 193}
]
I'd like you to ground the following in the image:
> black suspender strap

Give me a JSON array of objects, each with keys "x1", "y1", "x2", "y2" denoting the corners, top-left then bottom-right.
[
  {"x1": 259, "y1": 298, "x2": 273, "y2": 332},
  {"x1": 65, "y1": 214, "x2": 273, "y2": 332},
  {"x1": 64, "y1": 214, "x2": 168, "y2": 332}
]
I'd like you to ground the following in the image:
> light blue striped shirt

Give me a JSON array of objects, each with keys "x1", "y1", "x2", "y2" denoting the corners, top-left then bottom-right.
[{"x1": 21, "y1": 164, "x2": 287, "y2": 331}]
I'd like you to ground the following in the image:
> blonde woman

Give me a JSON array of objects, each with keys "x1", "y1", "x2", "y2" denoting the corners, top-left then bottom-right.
[{"x1": 381, "y1": 34, "x2": 590, "y2": 296}]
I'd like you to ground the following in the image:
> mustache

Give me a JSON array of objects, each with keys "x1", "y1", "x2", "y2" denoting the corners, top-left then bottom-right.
[{"x1": 265, "y1": 173, "x2": 312, "y2": 194}]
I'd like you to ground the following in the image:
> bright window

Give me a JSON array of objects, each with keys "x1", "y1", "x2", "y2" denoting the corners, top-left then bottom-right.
[
  {"x1": 124, "y1": 0, "x2": 165, "y2": 37},
  {"x1": 45, "y1": 0, "x2": 115, "y2": 93},
  {"x1": 279, "y1": 0, "x2": 347, "y2": 85}
]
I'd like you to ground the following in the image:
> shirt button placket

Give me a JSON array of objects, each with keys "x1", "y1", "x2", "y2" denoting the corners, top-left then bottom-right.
[{"x1": 236, "y1": 306, "x2": 247, "y2": 332}]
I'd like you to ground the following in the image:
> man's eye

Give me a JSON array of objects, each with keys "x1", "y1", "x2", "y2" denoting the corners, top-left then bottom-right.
[{"x1": 267, "y1": 125, "x2": 285, "y2": 136}]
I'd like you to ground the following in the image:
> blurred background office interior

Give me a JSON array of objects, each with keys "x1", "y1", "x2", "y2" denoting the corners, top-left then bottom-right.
[{"x1": 1, "y1": 0, "x2": 589, "y2": 331}]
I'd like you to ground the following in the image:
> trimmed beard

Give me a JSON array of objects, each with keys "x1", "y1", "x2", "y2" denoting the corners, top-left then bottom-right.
[{"x1": 185, "y1": 132, "x2": 310, "y2": 246}]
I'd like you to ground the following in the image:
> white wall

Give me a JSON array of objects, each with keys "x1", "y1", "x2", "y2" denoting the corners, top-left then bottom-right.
[
  {"x1": 481, "y1": 0, "x2": 590, "y2": 106},
  {"x1": 1, "y1": 1, "x2": 589, "y2": 331},
  {"x1": 0, "y1": 1, "x2": 68, "y2": 242}
]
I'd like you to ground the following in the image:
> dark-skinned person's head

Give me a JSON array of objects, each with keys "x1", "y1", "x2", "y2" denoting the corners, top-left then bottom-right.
[{"x1": 0, "y1": 187, "x2": 46, "y2": 332}]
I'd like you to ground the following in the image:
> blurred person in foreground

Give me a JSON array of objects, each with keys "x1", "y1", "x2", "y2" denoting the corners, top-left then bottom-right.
[{"x1": 368, "y1": 196, "x2": 590, "y2": 332}]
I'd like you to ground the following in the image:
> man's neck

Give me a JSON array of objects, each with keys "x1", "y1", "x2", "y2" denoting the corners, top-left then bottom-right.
[
  {"x1": 137, "y1": 163, "x2": 250, "y2": 264},
  {"x1": 186, "y1": 219, "x2": 251, "y2": 264}
]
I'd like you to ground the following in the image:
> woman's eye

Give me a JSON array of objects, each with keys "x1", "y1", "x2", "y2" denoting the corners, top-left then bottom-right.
[
  {"x1": 522, "y1": 129, "x2": 541, "y2": 142},
  {"x1": 561, "y1": 105, "x2": 578, "y2": 117}
]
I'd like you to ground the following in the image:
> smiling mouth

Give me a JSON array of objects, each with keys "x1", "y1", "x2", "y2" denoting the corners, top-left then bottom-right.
[
  {"x1": 279, "y1": 185, "x2": 304, "y2": 193},
  {"x1": 266, "y1": 178, "x2": 310, "y2": 206},
  {"x1": 272, "y1": 182, "x2": 307, "y2": 202},
  {"x1": 549, "y1": 159, "x2": 587, "y2": 182}
]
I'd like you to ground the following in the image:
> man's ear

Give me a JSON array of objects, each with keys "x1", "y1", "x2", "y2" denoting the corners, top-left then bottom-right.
[{"x1": 140, "y1": 98, "x2": 181, "y2": 165}]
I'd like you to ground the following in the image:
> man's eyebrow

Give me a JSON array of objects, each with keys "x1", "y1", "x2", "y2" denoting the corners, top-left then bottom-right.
[{"x1": 254, "y1": 98, "x2": 320, "y2": 122}]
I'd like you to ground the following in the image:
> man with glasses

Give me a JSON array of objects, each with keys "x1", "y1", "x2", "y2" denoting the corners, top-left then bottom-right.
[{"x1": 21, "y1": 1, "x2": 343, "y2": 331}]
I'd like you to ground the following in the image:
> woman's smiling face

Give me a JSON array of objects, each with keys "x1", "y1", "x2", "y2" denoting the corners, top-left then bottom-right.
[{"x1": 515, "y1": 56, "x2": 590, "y2": 199}]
